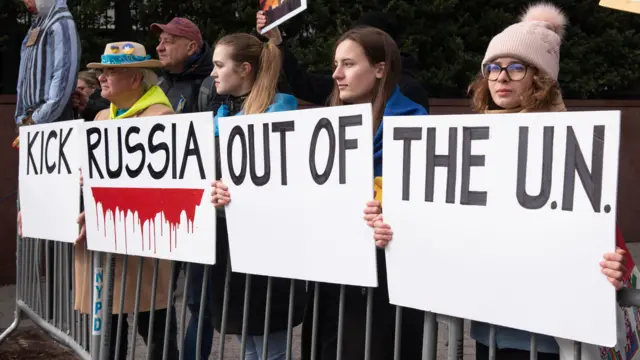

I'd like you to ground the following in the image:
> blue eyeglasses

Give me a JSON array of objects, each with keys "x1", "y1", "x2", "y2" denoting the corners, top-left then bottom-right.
[{"x1": 482, "y1": 63, "x2": 529, "y2": 81}]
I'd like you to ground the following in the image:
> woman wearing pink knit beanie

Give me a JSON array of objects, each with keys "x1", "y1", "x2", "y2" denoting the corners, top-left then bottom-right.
[
  {"x1": 365, "y1": 2, "x2": 628, "y2": 359},
  {"x1": 468, "y1": 3, "x2": 627, "y2": 360},
  {"x1": 468, "y1": 2, "x2": 567, "y2": 114}
]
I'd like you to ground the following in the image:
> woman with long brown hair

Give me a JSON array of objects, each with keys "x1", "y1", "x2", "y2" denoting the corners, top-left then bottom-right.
[{"x1": 312, "y1": 26, "x2": 427, "y2": 360}]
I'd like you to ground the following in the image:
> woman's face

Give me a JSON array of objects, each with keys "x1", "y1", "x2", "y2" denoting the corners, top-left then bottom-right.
[
  {"x1": 332, "y1": 39, "x2": 384, "y2": 104},
  {"x1": 211, "y1": 44, "x2": 247, "y2": 96},
  {"x1": 77, "y1": 79, "x2": 95, "y2": 98},
  {"x1": 485, "y1": 57, "x2": 535, "y2": 109},
  {"x1": 98, "y1": 68, "x2": 138, "y2": 102}
]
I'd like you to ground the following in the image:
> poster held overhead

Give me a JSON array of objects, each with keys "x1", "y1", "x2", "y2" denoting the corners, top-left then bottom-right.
[
  {"x1": 599, "y1": 0, "x2": 640, "y2": 14},
  {"x1": 383, "y1": 111, "x2": 621, "y2": 347},
  {"x1": 19, "y1": 119, "x2": 84, "y2": 242},
  {"x1": 259, "y1": 0, "x2": 308, "y2": 34},
  {"x1": 79, "y1": 112, "x2": 217, "y2": 264},
  {"x1": 218, "y1": 104, "x2": 378, "y2": 287}
]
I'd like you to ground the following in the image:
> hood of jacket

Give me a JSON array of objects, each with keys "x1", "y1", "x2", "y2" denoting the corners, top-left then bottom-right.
[
  {"x1": 373, "y1": 86, "x2": 427, "y2": 177},
  {"x1": 400, "y1": 54, "x2": 420, "y2": 78},
  {"x1": 109, "y1": 85, "x2": 173, "y2": 119},
  {"x1": 35, "y1": 0, "x2": 67, "y2": 18},
  {"x1": 213, "y1": 93, "x2": 298, "y2": 136}
]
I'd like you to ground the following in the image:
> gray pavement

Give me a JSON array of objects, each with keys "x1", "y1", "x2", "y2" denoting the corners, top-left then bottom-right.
[{"x1": 2, "y1": 243, "x2": 640, "y2": 359}]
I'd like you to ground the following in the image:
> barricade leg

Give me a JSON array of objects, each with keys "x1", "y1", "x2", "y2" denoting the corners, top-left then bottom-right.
[{"x1": 0, "y1": 234, "x2": 24, "y2": 344}]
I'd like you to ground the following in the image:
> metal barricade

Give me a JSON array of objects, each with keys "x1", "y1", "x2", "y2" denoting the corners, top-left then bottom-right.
[
  {"x1": 0, "y1": 234, "x2": 92, "y2": 359},
  {"x1": 4, "y1": 224, "x2": 640, "y2": 359}
]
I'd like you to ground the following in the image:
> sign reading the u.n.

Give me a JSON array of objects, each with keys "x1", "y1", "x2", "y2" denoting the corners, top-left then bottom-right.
[
  {"x1": 19, "y1": 119, "x2": 83, "y2": 242},
  {"x1": 383, "y1": 111, "x2": 621, "y2": 347},
  {"x1": 79, "y1": 112, "x2": 217, "y2": 264}
]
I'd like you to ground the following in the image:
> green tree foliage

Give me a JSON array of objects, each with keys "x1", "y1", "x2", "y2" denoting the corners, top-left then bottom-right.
[{"x1": 2, "y1": 0, "x2": 640, "y2": 98}]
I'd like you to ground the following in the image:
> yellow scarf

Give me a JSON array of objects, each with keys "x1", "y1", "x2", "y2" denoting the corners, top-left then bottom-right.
[{"x1": 109, "y1": 85, "x2": 173, "y2": 120}]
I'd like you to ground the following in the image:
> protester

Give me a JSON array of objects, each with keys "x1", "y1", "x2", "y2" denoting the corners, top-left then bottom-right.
[
  {"x1": 151, "y1": 17, "x2": 216, "y2": 113},
  {"x1": 365, "y1": 4, "x2": 629, "y2": 360},
  {"x1": 74, "y1": 70, "x2": 110, "y2": 120},
  {"x1": 149, "y1": 17, "x2": 223, "y2": 358},
  {"x1": 15, "y1": 0, "x2": 79, "y2": 125},
  {"x1": 212, "y1": 27, "x2": 427, "y2": 360},
  {"x1": 77, "y1": 71, "x2": 99, "y2": 98},
  {"x1": 256, "y1": 10, "x2": 430, "y2": 112},
  {"x1": 74, "y1": 42, "x2": 179, "y2": 360},
  {"x1": 207, "y1": 33, "x2": 306, "y2": 360},
  {"x1": 12, "y1": 0, "x2": 80, "y2": 148}
]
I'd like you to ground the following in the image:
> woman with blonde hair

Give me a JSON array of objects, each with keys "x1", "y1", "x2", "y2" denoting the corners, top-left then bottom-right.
[
  {"x1": 365, "y1": 3, "x2": 628, "y2": 360},
  {"x1": 196, "y1": 33, "x2": 306, "y2": 360}
]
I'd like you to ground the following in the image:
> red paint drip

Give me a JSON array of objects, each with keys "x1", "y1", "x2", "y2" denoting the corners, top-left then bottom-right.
[{"x1": 91, "y1": 187, "x2": 204, "y2": 253}]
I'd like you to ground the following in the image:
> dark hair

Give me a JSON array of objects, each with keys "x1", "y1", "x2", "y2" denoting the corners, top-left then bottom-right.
[{"x1": 329, "y1": 27, "x2": 401, "y2": 135}]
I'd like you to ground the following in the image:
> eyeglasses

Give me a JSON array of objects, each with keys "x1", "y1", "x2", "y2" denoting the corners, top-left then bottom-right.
[{"x1": 482, "y1": 63, "x2": 528, "y2": 81}]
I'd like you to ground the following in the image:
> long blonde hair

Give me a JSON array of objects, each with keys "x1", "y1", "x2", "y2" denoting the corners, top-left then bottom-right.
[{"x1": 216, "y1": 33, "x2": 282, "y2": 114}]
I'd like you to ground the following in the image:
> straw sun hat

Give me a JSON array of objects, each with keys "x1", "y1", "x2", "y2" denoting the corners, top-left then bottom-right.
[{"x1": 87, "y1": 41, "x2": 163, "y2": 69}]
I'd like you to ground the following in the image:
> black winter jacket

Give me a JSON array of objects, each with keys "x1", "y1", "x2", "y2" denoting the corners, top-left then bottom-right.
[{"x1": 158, "y1": 42, "x2": 214, "y2": 114}]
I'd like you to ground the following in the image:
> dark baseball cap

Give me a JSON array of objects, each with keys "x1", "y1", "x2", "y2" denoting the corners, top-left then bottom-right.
[{"x1": 151, "y1": 17, "x2": 203, "y2": 50}]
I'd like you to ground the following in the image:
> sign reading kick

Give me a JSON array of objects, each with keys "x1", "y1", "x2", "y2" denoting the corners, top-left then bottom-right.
[
  {"x1": 79, "y1": 112, "x2": 217, "y2": 264},
  {"x1": 19, "y1": 119, "x2": 83, "y2": 242}
]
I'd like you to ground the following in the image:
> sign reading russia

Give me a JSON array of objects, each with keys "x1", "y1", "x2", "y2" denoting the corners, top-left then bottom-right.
[{"x1": 79, "y1": 112, "x2": 216, "y2": 264}]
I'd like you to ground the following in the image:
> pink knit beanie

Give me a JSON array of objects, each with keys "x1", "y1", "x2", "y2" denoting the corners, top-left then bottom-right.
[{"x1": 482, "y1": 3, "x2": 567, "y2": 81}]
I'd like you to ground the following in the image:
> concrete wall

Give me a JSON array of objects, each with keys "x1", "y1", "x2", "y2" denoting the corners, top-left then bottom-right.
[{"x1": 0, "y1": 95, "x2": 19, "y2": 285}]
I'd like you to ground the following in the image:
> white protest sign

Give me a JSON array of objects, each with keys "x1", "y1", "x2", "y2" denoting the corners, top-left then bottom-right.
[
  {"x1": 79, "y1": 112, "x2": 216, "y2": 264},
  {"x1": 218, "y1": 104, "x2": 378, "y2": 287},
  {"x1": 383, "y1": 111, "x2": 620, "y2": 347},
  {"x1": 19, "y1": 120, "x2": 83, "y2": 242}
]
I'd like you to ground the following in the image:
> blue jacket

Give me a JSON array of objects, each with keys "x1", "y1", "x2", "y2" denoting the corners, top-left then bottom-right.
[
  {"x1": 213, "y1": 93, "x2": 298, "y2": 136},
  {"x1": 374, "y1": 86, "x2": 428, "y2": 178}
]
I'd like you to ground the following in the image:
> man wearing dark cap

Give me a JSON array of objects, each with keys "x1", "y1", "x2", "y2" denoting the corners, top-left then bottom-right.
[
  {"x1": 151, "y1": 17, "x2": 216, "y2": 114},
  {"x1": 256, "y1": 10, "x2": 430, "y2": 112},
  {"x1": 150, "y1": 16, "x2": 220, "y2": 360}
]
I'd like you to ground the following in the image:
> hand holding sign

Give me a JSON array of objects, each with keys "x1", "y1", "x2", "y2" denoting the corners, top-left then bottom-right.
[
  {"x1": 211, "y1": 180, "x2": 231, "y2": 207},
  {"x1": 363, "y1": 200, "x2": 381, "y2": 227},
  {"x1": 372, "y1": 215, "x2": 392, "y2": 249},
  {"x1": 601, "y1": 249, "x2": 627, "y2": 290},
  {"x1": 256, "y1": 11, "x2": 282, "y2": 45},
  {"x1": 76, "y1": 212, "x2": 86, "y2": 245}
]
